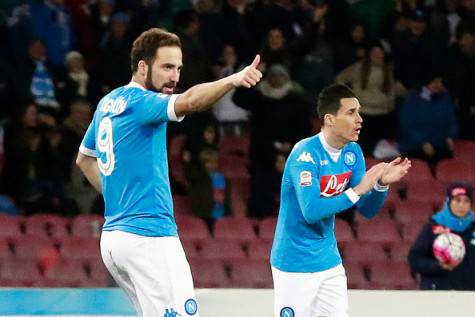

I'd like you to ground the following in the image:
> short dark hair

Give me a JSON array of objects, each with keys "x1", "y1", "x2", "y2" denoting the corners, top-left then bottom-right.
[
  {"x1": 130, "y1": 28, "x2": 181, "y2": 74},
  {"x1": 317, "y1": 84, "x2": 356, "y2": 119}
]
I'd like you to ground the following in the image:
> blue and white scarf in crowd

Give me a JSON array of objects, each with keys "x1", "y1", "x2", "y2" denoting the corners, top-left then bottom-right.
[
  {"x1": 432, "y1": 202, "x2": 474, "y2": 232},
  {"x1": 30, "y1": 61, "x2": 58, "y2": 109}
]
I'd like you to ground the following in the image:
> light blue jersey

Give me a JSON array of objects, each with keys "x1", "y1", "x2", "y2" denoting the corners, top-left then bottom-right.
[
  {"x1": 79, "y1": 82, "x2": 184, "y2": 237},
  {"x1": 270, "y1": 133, "x2": 388, "y2": 272}
]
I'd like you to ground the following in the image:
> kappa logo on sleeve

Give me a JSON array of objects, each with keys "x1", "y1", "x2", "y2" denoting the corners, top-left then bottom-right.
[
  {"x1": 296, "y1": 152, "x2": 315, "y2": 164},
  {"x1": 300, "y1": 171, "x2": 312, "y2": 186}
]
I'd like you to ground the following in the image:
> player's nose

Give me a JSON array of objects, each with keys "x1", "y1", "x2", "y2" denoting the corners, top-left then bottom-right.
[{"x1": 170, "y1": 69, "x2": 180, "y2": 82}]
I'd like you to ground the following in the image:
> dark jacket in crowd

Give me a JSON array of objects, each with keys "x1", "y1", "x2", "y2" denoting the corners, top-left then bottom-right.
[{"x1": 409, "y1": 205, "x2": 475, "y2": 290}]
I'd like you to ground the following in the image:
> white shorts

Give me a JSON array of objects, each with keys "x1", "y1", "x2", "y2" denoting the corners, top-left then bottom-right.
[
  {"x1": 272, "y1": 264, "x2": 348, "y2": 317},
  {"x1": 100, "y1": 231, "x2": 199, "y2": 317}
]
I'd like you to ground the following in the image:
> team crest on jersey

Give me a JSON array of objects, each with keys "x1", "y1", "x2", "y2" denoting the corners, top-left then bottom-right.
[
  {"x1": 297, "y1": 152, "x2": 315, "y2": 164},
  {"x1": 300, "y1": 171, "x2": 312, "y2": 186},
  {"x1": 184, "y1": 299, "x2": 198, "y2": 315},
  {"x1": 280, "y1": 307, "x2": 295, "y2": 317},
  {"x1": 344, "y1": 151, "x2": 356, "y2": 166},
  {"x1": 320, "y1": 171, "x2": 352, "y2": 197}
]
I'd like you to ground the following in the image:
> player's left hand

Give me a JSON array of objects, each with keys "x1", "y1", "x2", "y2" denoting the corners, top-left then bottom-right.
[
  {"x1": 232, "y1": 55, "x2": 263, "y2": 88},
  {"x1": 379, "y1": 157, "x2": 411, "y2": 185}
]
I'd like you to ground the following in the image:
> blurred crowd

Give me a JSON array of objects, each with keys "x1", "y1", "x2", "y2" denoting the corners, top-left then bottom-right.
[{"x1": 0, "y1": 0, "x2": 474, "y2": 219}]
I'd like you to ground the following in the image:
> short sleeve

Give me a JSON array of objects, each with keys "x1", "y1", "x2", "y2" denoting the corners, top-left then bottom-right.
[
  {"x1": 79, "y1": 116, "x2": 97, "y2": 157},
  {"x1": 135, "y1": 92, "x2": 184, "y2": 125}
]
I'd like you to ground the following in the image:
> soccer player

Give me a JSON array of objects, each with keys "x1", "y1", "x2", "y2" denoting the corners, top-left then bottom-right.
[
  {"x1": 270, "y1": 84, "x2": 411, "y2": 317},
  {"x1": 75, "y1": 28, "x2": 262, "y2": 317}
]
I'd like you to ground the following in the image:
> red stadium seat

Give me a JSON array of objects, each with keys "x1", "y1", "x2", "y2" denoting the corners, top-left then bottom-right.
[
  {"x1": 219, "y1": 155, "x2": 249, "y2": 179},
  {"x1": 0, "y1": 258, "x2": 43, "y2": 286},
  {"x1": 176, "y1": 216, "x2": 211, "y2": 242},
  {"x1": 453, "y1": 140, "x2": 475, "y2": 160},
  {"x1": 24, "y1": 214, "x2": 69, "y2": 239},
  {"x1": 258, "y1": 217, "x2": 277, "y2": 241},
  {"x1": 353, "y1": 207, "x2": 392, "y2": 223},
  {"x1": 0, "y1": 239, "x2": 12, "y2": 260},
  {"x1": 70, "y1": 214, "x2": 104, "y2": 238},
  {"x1": 401, "y1": 221, "x2": 426, "y2": 243},
  {"x1": 230, "y1": 259, "x2": 273, "y2": 288},
  {"x1": 44, "y1": 259, "x2": 89, "y2": 287},
  {"x1": 173, "y1": 195, "x2": 192, "y2": 216},
  {"x1": 200, "y1": 239, "x2": 246, "y2": 264},
  {"x1": 190, "y1": 259, "x2": 230, "y2": 288},
  {"x1": 393, "y1": 200, "x2": 434, "y2": 224},
  {"x1": 335, "y1": 219, "x2": 354, "y2": 243},
  {"x1": 345, "y1": 262, "x2": 369, "y2": 289},
  {"x1": 169, "y1": 135, "x2": 186, "y2": 157},
  {"x1": 219, "y1": 135, "x2": 249, "y2": 158},
  {"x1": 86, "y1": 258, "x2": 111, "y2": 287},
  {"x1": 405, "y1": 180, "x2": 445, "y2": 210},
  {"x1": 342, "y1": 241, "x2": 389, "y2": 265},
  {"x1": 390, "y1": 242, "x2": 412, "y2": 262},
  {"x1": 401, "y1": 159, "x2": 434, "y2": 184},
  {"x1": 181, "y1": 240, "x2": 200, "y2": 260},
  {"x1": 13, "y1": 235, "x2": 54, "y2": 260},
  {"x1": 356, "y1": 219, "x2": 401, "y2": 245},
  {"x1": 248, "y1": 239, "x2": 272, "y2": 260},
  {"x1": 230, "y1": 178, "x2": 250, "y2": 200},
  {"x1": 0, "y1": 215, "x2": 23, "y2": 239},
  {"x1": 213, "y1": 218, "x2": 256, "y2": 243},
  {"x1": 436, "y1": 158, "x2": 475, "y2": 184},
  {"x1": 364, "y1": 157, "x2": 380, "y2": 168},
  {"x1": 60, "y1": 237, "x2": 101, "y2": 263},
  {"x1": 368, "y1": 262, "x2": 417, "y2": 289}
]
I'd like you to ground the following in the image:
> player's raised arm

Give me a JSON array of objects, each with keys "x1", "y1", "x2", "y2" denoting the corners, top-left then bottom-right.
[{"x1": 174, "y1": 55, "x2": 262, "y2": 117}]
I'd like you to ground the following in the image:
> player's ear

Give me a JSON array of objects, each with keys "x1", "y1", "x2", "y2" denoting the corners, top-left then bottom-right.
[
  {"x1": 138, "y1": 60, "x2": 148, "y2": 76},
  {"x1": 324, "y1": 113, "x2": 335, "y2": 127}
]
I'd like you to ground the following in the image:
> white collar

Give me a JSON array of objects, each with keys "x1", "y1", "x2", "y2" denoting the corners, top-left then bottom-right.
[
  {"x1": 126, "y1": 81, "x2": 146, "y2": 90},
  {"x1": 318, "y1": 132, "x2": 341, "y2": 162}
]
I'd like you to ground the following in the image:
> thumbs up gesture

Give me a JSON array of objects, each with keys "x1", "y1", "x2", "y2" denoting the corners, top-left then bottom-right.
[{"x1": 232, "y1": 54, "x2": 263, "y2": 88}]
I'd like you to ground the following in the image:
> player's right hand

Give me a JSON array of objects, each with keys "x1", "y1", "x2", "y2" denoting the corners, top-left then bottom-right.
[
  {"x1": 353, "y1": 163, "x2": 387, "y2": 196},
  {"x1": 232, "y1": 55, "x2": 263, "y2": 88}
]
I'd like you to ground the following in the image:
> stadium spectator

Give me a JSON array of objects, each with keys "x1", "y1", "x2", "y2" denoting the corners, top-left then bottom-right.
[
  {"x1": 409, "y1": 181, "x2": 475, "y2": 290},
  {"x1": 1, "y1": 102, "x2": 65, "y2": 214},
  {"x1": 211, "y1": 44, "x2": 249, "y2": 135},
  {"x1": 15, "y1": 39, "x2": 60, "y2": 114},
  {"x1": 391, "y1": 8, "x2": 443, "y2": 90},
  {"x1": 185, "y1": 148, "x2": 231, "y2": 228},
  {"x1": 56, "y1": 51, "x2": 94, "y2": 110},
  {"x1": 173, "y1": 9, "x2": 212, "y2": 90},
  {"x1": 335, "y1": 41, "x2": 397, "y2": 155},
  {"x1": 233, "y1": 64, "x2": 312, "y2": 218},
  {"x1": 258, "y1": 28, "x2": 293, "y2": 72},
  {"x1": 398, "y1": 73, "x2": 458, "y2": 164},
  {"x1": 97, "y1": 12, "x2": 132, "y2": 95},
  {"x1": 30, "y1": 0, "x2": 75, "y2": 68},
  {"x1": 445, "y1": 25, "x2": 475, "y2": 139},
  {"x1": 333, "y1": 23, "x2": 368, "y2": 73}
]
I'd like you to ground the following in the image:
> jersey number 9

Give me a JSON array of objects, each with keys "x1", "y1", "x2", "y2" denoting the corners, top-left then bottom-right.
[{"x1": 97, "y1": 117, "x2": 115, "y2": 176}]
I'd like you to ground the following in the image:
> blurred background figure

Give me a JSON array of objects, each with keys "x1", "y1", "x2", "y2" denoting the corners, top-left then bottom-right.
[
  {"x1": 336, "y1": 41, "x2": 397, "y2": 155},
  {"x1": 409, "y1": 181, "x2": 475, "y2": 290},
  {"x1": 233, "y1": 64, "x2": 312, "y2": 218},
  {"x1": 398, "y1": 73, "x2": 458, "y2": 165},
  {"x1": 211, "y1": 44, "x2": 249, "y2": 136}
]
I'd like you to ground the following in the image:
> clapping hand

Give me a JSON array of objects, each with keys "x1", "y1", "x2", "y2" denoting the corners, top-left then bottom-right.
[{"x1": 379, "y1": 157, "x2": 412, "y2": 186}]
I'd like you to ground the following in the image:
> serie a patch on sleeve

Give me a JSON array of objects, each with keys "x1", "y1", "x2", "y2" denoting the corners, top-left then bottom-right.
[{"x1": 300, "y1": 171, "x2": 312, "y2": 186}]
